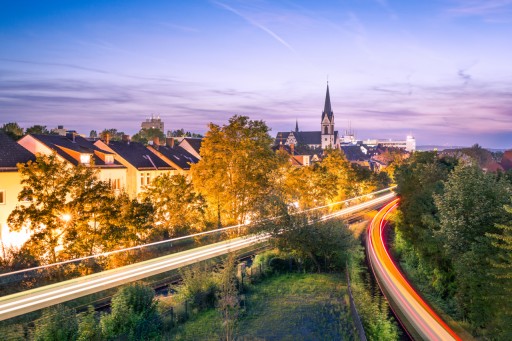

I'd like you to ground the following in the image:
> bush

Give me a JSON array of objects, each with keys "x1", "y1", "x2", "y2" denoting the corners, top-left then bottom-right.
[
  {"x1": 33, "y1": 305, "x2": 78, "y2": 341},
  {"x1": 100, "y1": 283, "x2": 161, "y2": 340},
  {"x1": 177, "y1": 264, "x2": 219, "y2": 310}
]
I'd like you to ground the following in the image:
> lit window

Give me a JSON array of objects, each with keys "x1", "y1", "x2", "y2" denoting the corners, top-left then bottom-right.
[
  {"x1": 146, "y1": 173, "x2": 151, "y2": 185},
  {"x1": 105, "y1": 155, "x2": 114, "y2": 165},
  {"x1": 140, "y1": 173, "x2": 145, "y2": 186},
  {"x1": 0, "y1": 190, "x2": 5, "y2": 204},
  {"x1": 111, "y1": 179, "x2": 121, "y2": 190},
  {"x1": 80, "y1": 154, "x2": 91, "y2": 164}
]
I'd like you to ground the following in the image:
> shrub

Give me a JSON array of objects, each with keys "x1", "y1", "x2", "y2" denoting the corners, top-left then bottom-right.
[{"x1": 100, "y1": 283, "x2": 161, "y2": 340}]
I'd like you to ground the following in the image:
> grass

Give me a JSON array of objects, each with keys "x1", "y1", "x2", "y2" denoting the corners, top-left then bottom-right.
[{"x1": 165, "y1": 272, "x2": 353, "y2": 340}]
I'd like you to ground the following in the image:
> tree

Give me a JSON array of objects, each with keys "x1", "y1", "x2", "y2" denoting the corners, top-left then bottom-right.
[
  {"x1": 270, "y1": 216, "x2": 357, "y2": 272},
  {"x1": 25, "y1": 125, "x2": 49, "y2": 135},
  {"x1": 139, "y1": 174, "x2": 205, "y2": 239},
  {"x1": 7, "y1": 153, "x2": 123, "y2": 263},
  {"x1": 89, "y1": 130, "x2": 98, "y2": 138},
  {"x1": 435, "y1": 164, "x2": 510, "y2": 328},
  {"x1": 487, "y1": 202, "x2": 512, "y2": 339},
  {"x1": 33, "y1": 305, "x2": 78, "y2": 341},
  {"x1": 131, "y1": 128, "x2": 165, "y2": 144},
  {"x1": 77, "y1": 306, "x2": 101, "y2": 341},
  {"x1": 100, "y1": 128, "x2": 125, "y2": 141},
  {"x1": 217, "y1": 253, "x2": 239, "y2": 341},
  {"x1": 0, "y1": 122, "x2": 23, "y2": 139},
  {"x1": 101, "y1": 283, "x2": 161, "y2": 340},
  {"x1": 191, "y1": 115, "x2": 278, "y2": 227}
]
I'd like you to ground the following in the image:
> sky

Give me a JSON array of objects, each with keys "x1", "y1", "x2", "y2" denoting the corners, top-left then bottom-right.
[{"x1": 1, "y1": 0, "x2": 511, "y2": 148}]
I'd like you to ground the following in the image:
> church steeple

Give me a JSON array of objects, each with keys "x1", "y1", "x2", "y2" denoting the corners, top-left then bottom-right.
[
  {"x1": 295, "y1": 119, "x2": 299, "y2": 133},
  {"x1": 321, "y1": 81, "x2": 335, "y2": 149},
  {"x1": 322, "y1": 82, "x2": 333, "y2": 122}
]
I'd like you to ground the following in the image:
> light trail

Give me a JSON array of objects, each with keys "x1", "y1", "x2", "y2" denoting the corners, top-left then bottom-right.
[
  {"x1": 367, "y1": 200, "x2": 461, "y2": 341},
  {"x1": 0, "y1": 193, "x2": 395, "y2": 321},
  {"x1": 0, "y1": 186, "x2": 396, "y2": 279}
]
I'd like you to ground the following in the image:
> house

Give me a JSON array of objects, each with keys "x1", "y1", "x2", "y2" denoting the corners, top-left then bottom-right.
[
  {"x1": 0, "y1": 132, "x2": 35, "y2": 247},
  {"x1": 94, "y1": 138, "x2": 175, "y2": 198},
  {"x1": 146, "y1": 138, "x2": 199, "y2": 174},
  {"x1": 18, "y1": 133, "x2": 127, "y2": 193},
  {"x1": 177, "y1": 137, "x2": 203, "y2": 160},
  {"x1": 276, "y1": 83, "x2": 340, "y2": 150}
]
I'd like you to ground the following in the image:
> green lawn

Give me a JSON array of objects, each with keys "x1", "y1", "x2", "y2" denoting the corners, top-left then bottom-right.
[{"x1": 166, "y1": 272, "x2": 353, "y2": 340}]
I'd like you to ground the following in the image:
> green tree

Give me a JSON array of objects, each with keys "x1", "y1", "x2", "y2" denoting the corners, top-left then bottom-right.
[
  {"x1": 101, "y1": 283, "x2": 161, "y2": 340},
  {"x1": 100, "y1": 128, "x2": 125, "y2": 142},
  {"x1": 89, "y1": 130, "x2": 98, "y2": 138},
  {"x1": 33, "y1": 305, "x2": 78, "y2": 341},
  {"x1": 435, "y1": 164, "x2": 510, "y2": 328},
  {"x1": 140, "y1": 173, "x2": 205, "y2": 239},
  {"x1": 191, "y1": 115, "x2": 278, "y2": 227},
  {"x1": 131, "y1": 128, "x2": 165, "y2": 144},
  {"x1": 25, "y1": 125, "x2": 49, "y2": 135},
  {"x1": 77, "y1": 306, "x2": 101, "y2": 341},
  {"x1": 271, "y1": 216, "x2": 357, "y2": 272},
  {"x1": 1, "y1": 122, "x2": 23, "y2": 139},
  {"x1": 487, "y1": 202, "x2": 512, "y2": 339}
]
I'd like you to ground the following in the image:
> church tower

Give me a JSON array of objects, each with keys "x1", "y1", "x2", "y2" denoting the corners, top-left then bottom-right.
[{"x1": 321, "y1": 82, "x2": 335, "y2": 149}]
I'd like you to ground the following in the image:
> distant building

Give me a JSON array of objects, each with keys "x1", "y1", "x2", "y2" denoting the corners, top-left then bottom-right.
[
  {"x1": 51, "y1": 125, "x2": 67, "y2": 136},
  {"x1": 363, "y1": 135, "x2": 416, "y2": 152},
  {"x1": 141, "y1": 114, "x2": 164, "y2": 132},
  {"x1": 276, "y1": 83, "x2": 339, "y2": 150}
]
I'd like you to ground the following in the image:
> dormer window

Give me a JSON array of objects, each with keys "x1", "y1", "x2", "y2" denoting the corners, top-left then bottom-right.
[
  {"x1": 80, "y1": 153, "x2": 91, "y2": 164},
  {"x1": 105, "y1": 155, "x2": 114, "y2": 164}
]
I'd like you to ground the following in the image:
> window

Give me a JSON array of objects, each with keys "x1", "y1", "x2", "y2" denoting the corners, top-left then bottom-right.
[
  {"x1": 80, "y1": 154, "x2": 91, "y2": 164},
  {"x1": 140, "y1": 172, "x2": 151, "y2": 186},
  {"x1": 105, "y1": 155, "x2": 114, "y2": 165},
  {"x1": 111, "y1": 178, "x2": 121, "y2": 190},
  {"x1": 0, "y1": 190, "x2": 5, "y2": 204}
]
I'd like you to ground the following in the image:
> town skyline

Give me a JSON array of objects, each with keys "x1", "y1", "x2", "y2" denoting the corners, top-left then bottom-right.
[{"x1": 1, "y1": 0, "x2": 512, "y2": 148}]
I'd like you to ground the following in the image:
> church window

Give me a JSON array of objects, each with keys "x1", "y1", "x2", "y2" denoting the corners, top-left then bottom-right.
[{"x1": 324, "y1": 126, "x2": 328, "y2": 134}]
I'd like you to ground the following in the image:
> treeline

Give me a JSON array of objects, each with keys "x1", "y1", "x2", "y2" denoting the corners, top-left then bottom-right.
[
  {"x1": 393, "y1": 151, "x2": 512, "y2": 339},
  {"x1": 2, "y1": 115, "x2": 390, "y2": 269}
]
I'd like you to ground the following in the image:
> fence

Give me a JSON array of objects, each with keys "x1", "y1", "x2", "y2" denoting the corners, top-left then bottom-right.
[{"x1": 346, "y1": 266, "x2": 368, "y2": 341}]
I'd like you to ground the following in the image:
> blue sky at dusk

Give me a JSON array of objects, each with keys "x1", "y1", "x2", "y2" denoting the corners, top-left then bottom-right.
[{"x1": 1, "y1": 0, "x2": 511, "y2": 148}]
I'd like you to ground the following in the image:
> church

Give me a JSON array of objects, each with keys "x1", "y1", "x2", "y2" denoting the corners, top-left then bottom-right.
[{"x1": 275, "y1": 83, "x2": 339, "y2": 150}]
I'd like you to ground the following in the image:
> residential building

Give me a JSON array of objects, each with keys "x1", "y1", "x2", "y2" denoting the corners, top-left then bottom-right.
[
  {"x1": 178, "y1": 137, "x2": 203, "y2": 159},
  {"x1": 146, "y1": 138, "x2": 199, "y2": 174},
  {"x1": 0, "y1": 132, "x2": 35, "y2": 247},
  {"x1": 94, "y1": 139, "x2": 175, "y2": 197},
  {"x1": 18, "y1": 133, "x2": 127, "y2": 192}
]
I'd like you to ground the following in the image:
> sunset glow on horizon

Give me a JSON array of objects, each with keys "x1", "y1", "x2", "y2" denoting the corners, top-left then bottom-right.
[{"x1": 1, "y1": 0, "x2": 511, "y2": 148}]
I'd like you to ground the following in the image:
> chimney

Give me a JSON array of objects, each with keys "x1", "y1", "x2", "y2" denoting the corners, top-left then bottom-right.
[
  {"x1": 153, "y1": 136, "x2": 160, "y2": 146},
  {"x1": 290, "y1": 143, "x2": 295, "y2": 155},
  {"x1": 105, "y1": 133, "x2": 110, "y2": 145},
  {"x1": 166, "y1": 137, "x2": 175, "y2": 148},
  {"x1": 122, "y1": 134, "x2": 130, "y2": 143}
]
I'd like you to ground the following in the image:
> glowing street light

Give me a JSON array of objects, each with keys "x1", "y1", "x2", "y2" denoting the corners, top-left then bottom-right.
[{"x1": 60, "y1": 213, "x2": 72, "y2": 223}]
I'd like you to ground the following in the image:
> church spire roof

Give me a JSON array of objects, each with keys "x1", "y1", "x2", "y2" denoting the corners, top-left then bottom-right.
[
  {"x1": 295, "y1": 119, "x2": 299, "y2": 133},
  {"x1": 322, "y1": 82, "x2": 333, "y2": 121}
]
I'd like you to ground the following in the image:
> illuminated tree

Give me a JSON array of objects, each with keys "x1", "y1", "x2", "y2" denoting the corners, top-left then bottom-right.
[
  {"x1": 191, "y1": 115, "x2": 278, "y2": 227},
  {"x1": 7, "y1": 153, "x2": 124, "y2": 263},
  {"x1": 139, "y1": 174, "x2": 205, "y2": 238}
]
